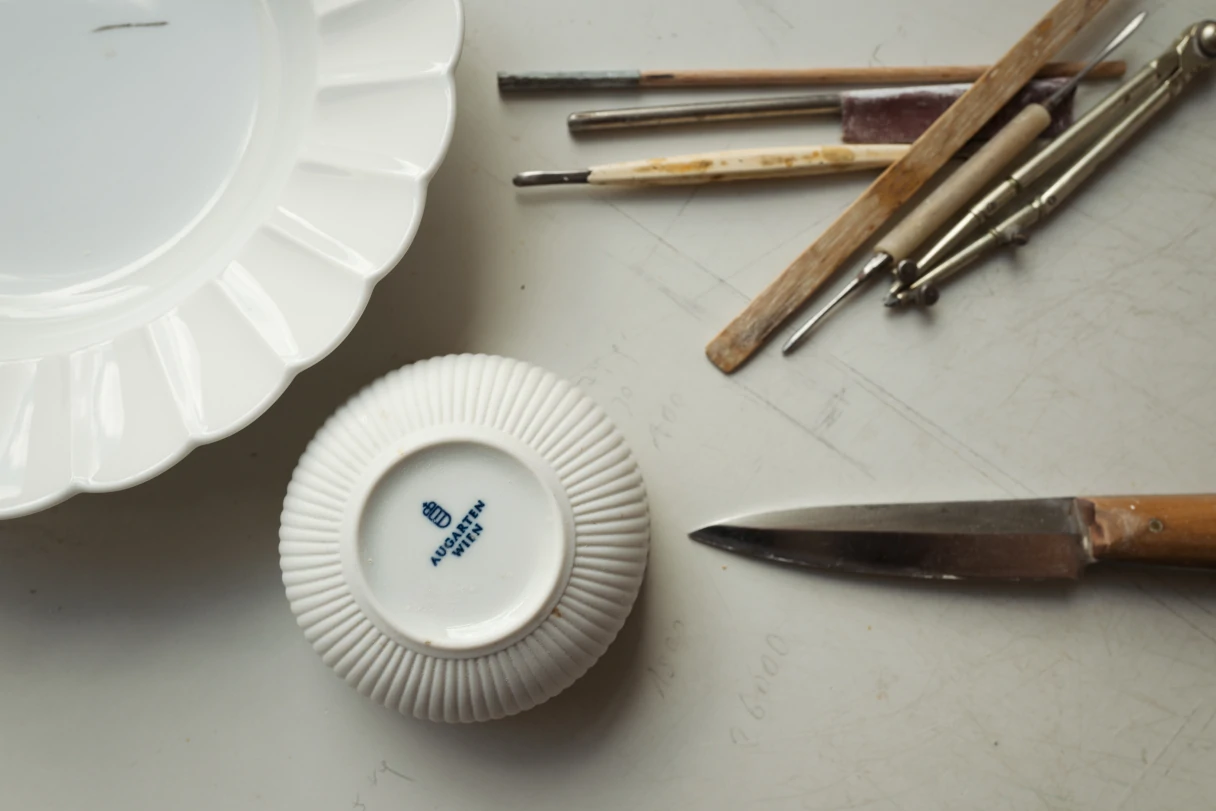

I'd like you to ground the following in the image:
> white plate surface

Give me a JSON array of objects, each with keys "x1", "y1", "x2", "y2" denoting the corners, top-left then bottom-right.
[{"x1": 0, "y1": 0, "x2": 463, "y2": 518}]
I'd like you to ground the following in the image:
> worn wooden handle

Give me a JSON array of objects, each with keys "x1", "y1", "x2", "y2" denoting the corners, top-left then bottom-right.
[
  {"x1": 639, "y1": 61, "x2": 1126, "y2": 87},
  {"x1": 876, "y1": 104, "x2": 1051, "y2": 260},
  {"x1": 589, "y1": 144, "x2": 909, "y2": 186},
  {"x1": 1081, "y1": 495, "x2": 1216, "y2": 567},
  {"x1": 705, "y1": 0, "x2": 1110, "y2": 373}
]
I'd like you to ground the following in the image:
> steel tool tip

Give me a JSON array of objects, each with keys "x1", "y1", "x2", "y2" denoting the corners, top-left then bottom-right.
[
  {"x1": 1044, "y1": 11, "x2": 1147, "y2": 110},
  {"x1": 512, "y1": 169, "x2": 592, "y2": 187}
]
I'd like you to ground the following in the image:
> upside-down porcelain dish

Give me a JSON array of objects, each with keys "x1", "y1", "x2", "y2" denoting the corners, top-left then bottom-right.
[
  {"x1": 279, "y1": 355, "x2": 650, "y2": 722},
  {"x1": 0, "y1": 0, "x2": 463, "y2": 518}
]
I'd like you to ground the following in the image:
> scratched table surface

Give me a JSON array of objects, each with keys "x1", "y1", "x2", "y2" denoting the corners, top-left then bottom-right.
[{"x1": 4, "y1": 1, "x2": 1216, "y2": 808}]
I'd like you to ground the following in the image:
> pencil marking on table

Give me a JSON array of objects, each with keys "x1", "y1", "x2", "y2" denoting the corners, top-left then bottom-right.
[
  {"x1": 821, "y1": 355, "x2": 1032, "y2": 495},
  {"x1": 1115, "y1": 711, "x2": 1193, "y2": 809},
  {"x1": 666, "y1": 188, "x2": 700, "y2": 236},
  {"x1": 1168, "y1": 585, "x2": 1216, "y2": 620},
  {"x1": 870, "y1": 42, "x2": 887, "y2": 67},
  {"x1": 378, "y1": 760, "x2": 413, "y2": 782},
  {"x1": 749, "y1": 0, "x2": 793, "y2": 29},
  {"x1": 736, "y1": 0, "x2": 779, "y2": 49},
  {"x1": 93, "y1": 21, "x2": 168, "y2": 32},
  {"x1": 1136, "y1": 583, "x2": 1216, "y2": 648},
  {"x1": 602, "y1": 200, "x2": 717, "y2": 316},
  {"x1": 733, "y1": 380, "x2": 873, "y2": 478},
  {"x1": 647, "y1": 620, "x2": 685, "y2": 698}
]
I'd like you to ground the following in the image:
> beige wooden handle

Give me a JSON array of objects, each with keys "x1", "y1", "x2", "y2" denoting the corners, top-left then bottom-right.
[
  {"x1": 1080, "y1": 495, "x2": 1216, "y2": 567},
  {"x1": 876, "y1": 104, "x2": 1052, "y2": 260},
  {"x1": 588, "y1": 144, "x2": 909, "y2": 186},
  {"x1": 639, "y1": 61, "x2": 1126, "y2": 87}
]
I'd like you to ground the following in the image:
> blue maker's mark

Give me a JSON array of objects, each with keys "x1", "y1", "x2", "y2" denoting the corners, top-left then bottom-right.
[
  {"x1": 429, "y1": 500, "x2": 486, "y2": 567},
  {"x1": 422, "y1": 501, "x2": 452, "y2": 528}
]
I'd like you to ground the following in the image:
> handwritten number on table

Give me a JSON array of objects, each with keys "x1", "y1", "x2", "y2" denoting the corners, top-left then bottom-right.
[{"x1": 731, "y1": 633, "x2": 789, "y2": 741}]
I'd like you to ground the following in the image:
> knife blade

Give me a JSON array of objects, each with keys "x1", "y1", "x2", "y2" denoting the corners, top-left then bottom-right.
[{"x1": 690, "y1": 495, "x2": 1216, "y2": 581}]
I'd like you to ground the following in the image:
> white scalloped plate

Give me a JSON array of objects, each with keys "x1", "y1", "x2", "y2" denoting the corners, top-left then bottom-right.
[
  {"x1": 280, "y1": 355, "x2": 650, "y2": 722},
  {"x1": 0, "y1": 0, "x2": 462, "y2": 518}
]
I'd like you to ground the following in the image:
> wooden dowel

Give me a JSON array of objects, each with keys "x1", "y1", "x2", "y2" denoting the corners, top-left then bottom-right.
[{"x1": 639, "y1": 61, "x2": 1125, "y2": 87}]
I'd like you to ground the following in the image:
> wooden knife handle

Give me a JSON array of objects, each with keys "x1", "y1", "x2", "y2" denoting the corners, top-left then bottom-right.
[{"x1": 1080, "y1": 495, "x2": 1216, "y2": 567}]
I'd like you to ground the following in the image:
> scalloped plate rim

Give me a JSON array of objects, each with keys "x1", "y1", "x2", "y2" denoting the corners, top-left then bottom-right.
[{"x1": 0, "y1": 0, "x2": 464, "y2": 520}]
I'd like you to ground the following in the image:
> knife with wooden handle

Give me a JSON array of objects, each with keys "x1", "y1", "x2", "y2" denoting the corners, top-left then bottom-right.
[{"x1": 691, "y1": 494, "x2": 1216, "y2": 580}]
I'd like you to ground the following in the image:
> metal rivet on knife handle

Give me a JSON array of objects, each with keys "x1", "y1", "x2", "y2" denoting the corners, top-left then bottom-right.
[
  {"x1": 1083, "y1": 495, "x2": 1216, "y2": 567},
  {"x1": 706, "y1": 0, "x2": 1114, "y2": 373}
]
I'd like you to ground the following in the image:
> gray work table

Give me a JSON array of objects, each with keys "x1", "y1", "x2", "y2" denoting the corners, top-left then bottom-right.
[{"x1": 3, "y1": 1, "x2": 1216, "y2": 808}]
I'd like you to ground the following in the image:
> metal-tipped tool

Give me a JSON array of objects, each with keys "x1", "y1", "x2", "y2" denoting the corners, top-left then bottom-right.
[
  {"x1": 513, "y1": 170, "x2": 592, "y2": 187},
  {"x1": 514, "y1": 145, "x2": 908, "y2": 189},
  {"x1": 781, "y1": 254, "x2": 890, "y2": 353},
  {"x1": 887, "y1": 10, "x2": 1147, "y2": 300},
  {"x1": 889, "y1": 17, "x2": 1214, "y2": 307},
  {"x1": 779, "y1": 12, "x2": 1146, "y2": 349}
]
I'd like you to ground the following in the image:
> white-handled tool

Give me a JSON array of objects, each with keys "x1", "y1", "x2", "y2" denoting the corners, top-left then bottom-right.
[{"x1": 513, "y1": 144, "x2": 910, "y2": 187}]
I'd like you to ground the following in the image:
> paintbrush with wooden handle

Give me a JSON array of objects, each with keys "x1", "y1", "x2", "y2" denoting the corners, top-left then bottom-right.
[{"x1": 498, "y1": 61, "x2": 1126, "y2": 91}]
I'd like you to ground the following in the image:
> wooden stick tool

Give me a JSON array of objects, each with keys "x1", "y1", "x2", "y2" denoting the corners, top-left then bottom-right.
[
  {"x1": 705, "y1": 0, "x2": 1112, "y2": 373},
  {"x1": 497, "y1": 62, "x2": 1126, "y2": 91}
]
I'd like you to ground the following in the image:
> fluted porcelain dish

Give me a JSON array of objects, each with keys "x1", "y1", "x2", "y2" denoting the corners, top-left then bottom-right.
[
  {"x1": 279, "y1": 355, "x2": 650, "y2": 722},
  {"x1": 0, "y1": 0, "x2": 462, "y2": 518}
]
